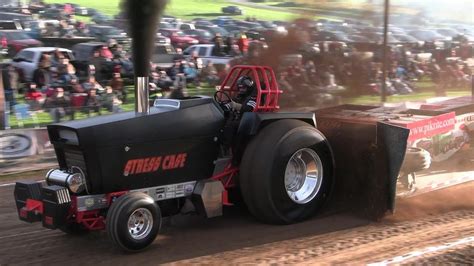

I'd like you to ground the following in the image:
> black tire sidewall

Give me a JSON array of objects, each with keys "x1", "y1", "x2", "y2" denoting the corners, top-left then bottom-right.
[
  {"x1": 108, "y1": 193, "x2": 161, "y2": 252},
  {"x1": 265, "y1": 127, "x2": 333, "y2": 223},
  {"x1": 240, "y1": 120, "x2": 334, "y2": 224}
]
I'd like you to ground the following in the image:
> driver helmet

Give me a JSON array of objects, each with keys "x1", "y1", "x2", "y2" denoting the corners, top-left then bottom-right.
[{"x1": 236, "y1": 76, "x2": 254, "y2": 96}]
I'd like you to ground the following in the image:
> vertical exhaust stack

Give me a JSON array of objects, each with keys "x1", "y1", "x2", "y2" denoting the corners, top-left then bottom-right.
[{"x1": 122, "y1": 0, "x2": 167, "y2": 114}]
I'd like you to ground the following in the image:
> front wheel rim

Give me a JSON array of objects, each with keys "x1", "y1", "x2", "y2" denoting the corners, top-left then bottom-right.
[
  {"x1": 284, "y1": 148, "x2": 323, "y2": 204},
  {"x1": 127, "y1": 208, "x2": 153, "y2": 240}
]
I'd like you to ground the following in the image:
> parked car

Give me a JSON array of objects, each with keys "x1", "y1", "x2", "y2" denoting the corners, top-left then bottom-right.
[
  {"x1": 88, "y1": 25, "x2": 131, "y2": 48},
  {"x1": 177, "y1": 23, "x2": 195, "y2": 31},
  {"x1": 0, "y1": 20, "x2": 22, "y2": 30},
  {"x1": 87, "y1": 8, "x2": 100, "y2": 17},
  {"x1": 0, "y1": 12, "x2": 34, "y2": 30},
  {"x1": 193, "y1": 20, "x2": 214, "y2": 28},
  {"x1": 182, "y1": 29, "x2": 213, "y2": 44},
  {"x1": 195, "y1": 25, "x2": 229, "y2": 37},
  {"x1": 158, "y1": 29, "x2": 198, "y2": 49},
  {"x1": 156, "y1": 33, "x2": 170, "y2": 44},
  {"x1": 74, "y1": 6, "x2": 88, "y2": 16},
  {"x1": 159, "y1": 21, "x2": 174, "y2": 30},
  {"x1": 40, "y1": 8, "x2": 65, "y2": 20},
  {"x1": 183, "y1": 44, "x2": 234, "y2": 65},
  {"x1": 152, "y1": 43, "x2": 178, "y2": 69},
  {"x1": 222, "y1": 24, "x2": 247, "y2": 34},
  {"x1": 210, "y1": 17, "x2": 234, "y2": 27},
  {"x1": 10, "y1": 47, "x2": 73, "y2": 81},
  {"x1": 0, "y1": 30, "x2": 42, "y2": 57},
  {"x1": 222, "y1": 6, "x2": 243, "y2": 15},
  {"x1": 92, "y1": 13, "x2": 112, "y2": 24}
]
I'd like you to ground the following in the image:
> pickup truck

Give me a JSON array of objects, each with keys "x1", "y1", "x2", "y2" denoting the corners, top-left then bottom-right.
[
  {"x1": 152, "y1": 43, "x2": 179, "y2": 69},
  {"x1": 10, "y1": 47, "x2": 73, "y2": 82},
  {"x1": 183, "y1": 44, "x2": 234, "y2": 66}
]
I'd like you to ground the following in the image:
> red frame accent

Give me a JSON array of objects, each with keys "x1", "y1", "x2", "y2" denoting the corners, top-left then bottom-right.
[
  {"x1": 25, "y1": 199, "x2": 44, "y2": 214},
  {"x1": 218, "y1": 65, "x2": 282, "y2": 112},
  {"x1": 211, "y1": 163, "x2": 239, "y2": 206},
  {"x1": 106, "y1": 191, "x2": 129, "y2": 206},
  {"x1": 66, "y1": 191, "x2": 128, "y2": 231},
  {"x1": 75, "y1": 210, "x2": 105, "y2": 230}
]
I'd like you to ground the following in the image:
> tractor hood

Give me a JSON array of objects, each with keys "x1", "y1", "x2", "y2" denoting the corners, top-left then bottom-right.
[
  {"x1": 47, "y1": 97, "x2": 226, "y2": 194},
  {"x1": 48, "y1": 97, "x2": 223, "y2": 149}
]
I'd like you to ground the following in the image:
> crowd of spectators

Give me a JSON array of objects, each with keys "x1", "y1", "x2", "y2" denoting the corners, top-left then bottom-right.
[
  {"x1": 3, "y1": 45, "x2": 126, "y2": 123},
  {"x1": 272, "y1": 39, "x2": 473, "y2": 107},
  {"x1": 1, "y1": 2, "x2": 473, "y2": 125}
]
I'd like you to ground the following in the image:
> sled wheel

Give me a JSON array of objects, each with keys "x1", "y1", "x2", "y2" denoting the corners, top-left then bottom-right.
[
  {"x1": 240, "y1": 119, "x2": 334, "y2": 224},
  {"x1": 59, "y1": 222, "x2": 89, "y2": 235},
  {"x1": 106, "y1": 192, "x2": 161, "y2": 252},
  {"x1": 399, "y1": 173, "x2": 417, "y2": 193}
]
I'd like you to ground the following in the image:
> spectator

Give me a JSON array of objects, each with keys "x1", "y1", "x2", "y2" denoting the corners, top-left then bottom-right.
[
  {"x1": 58, "y1": 58, "x2": 76, "y2": 84},
  {"x1": 156, "y1": 71, "x2": 174, "y2": 91},
  {"x1": 212, "y1": 33, "x2": 225, "y2": 56},
  {"x1": 183, "y1": 62, "x2": 198, "y2": 85},
  {"x1": 51, "y1": 49, "x2": 64, "y2": 68},
  {"x1": 167, "y1": 60, "x2": 183, "y2": 80},
  {"x1": 88, "y1": 64, "x2": 96, "y2": 79},
  {"x1": 2, "y1": 65, "x2": 18, "y2": 109},
  {"x1": 69, "y1": 77, "x2": 85, "y2": 93},
  {"x1": 101, "y1": 86, "x2": 121, "y2": 113},
  {"x1": 44, "y1": 87, "x2": 71, "y2": 122},
  {"x1": 109, "y1": 72, "x2": 125, "y2": 102},
  {"x1": 237, "y1": 33, "x2": 249, "y2": 55},
  {"x1": 225, "y1": 36, "x2": 235, "y2": 55},
  {"x1": 90, "y1": 49, "x2": 106, "y2": 82},
  {"x1": 85, "y1": 88, "x2": 101, "y2": 115},
  {"x1": 201, "y1": 61, "x2": 219, "y2": 86},
  {"x1": 82, "y1": 76, "x2": 104, "y2": 93},
  {"x1": 33, "y1": 55, "x2": 51, "y2": 89},
  {"x1": 25, "y1": 83, "x2": 44, "y2": 111}
]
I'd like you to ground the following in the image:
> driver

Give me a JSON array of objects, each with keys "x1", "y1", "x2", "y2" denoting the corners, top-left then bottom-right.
[{"x1": 224, "y1": 76, "x2": 257, "y2": 113}]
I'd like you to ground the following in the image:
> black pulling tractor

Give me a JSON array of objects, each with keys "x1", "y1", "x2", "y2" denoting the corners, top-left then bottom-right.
[{"x1": 14, "y1": 65, "x2": 340, "y2": 251}]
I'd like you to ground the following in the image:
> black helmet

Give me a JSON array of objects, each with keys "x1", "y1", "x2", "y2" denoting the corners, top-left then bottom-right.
[{"x1": 236, "y1": 76, "x2": 254, "y2": 95}]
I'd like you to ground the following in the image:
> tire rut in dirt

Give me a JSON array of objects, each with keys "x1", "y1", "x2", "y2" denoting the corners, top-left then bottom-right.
[{"x1": 171, "y1": 210, "x2": 474, "y2": 264}]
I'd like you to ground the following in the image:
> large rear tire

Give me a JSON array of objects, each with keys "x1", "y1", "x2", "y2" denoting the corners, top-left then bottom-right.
[
  {"x1": 239, "y1": 119, "x2": 334, "y2": 224},
  {"x1": 106, "y1": 192, "x2": 161, "y2": 252}
]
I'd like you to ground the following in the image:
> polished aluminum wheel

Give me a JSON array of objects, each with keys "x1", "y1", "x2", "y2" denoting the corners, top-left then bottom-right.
[
  {"x1": 127, "y1": 208, "x2": 153, "y2": 240},
  {"x1": 284, "y1": 148, "x2": 323, "y2": 204}
]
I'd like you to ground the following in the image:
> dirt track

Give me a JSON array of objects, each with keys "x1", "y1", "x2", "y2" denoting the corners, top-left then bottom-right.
[{"x1": 0, "y1": 181, "x2": 472, "y2": 265}]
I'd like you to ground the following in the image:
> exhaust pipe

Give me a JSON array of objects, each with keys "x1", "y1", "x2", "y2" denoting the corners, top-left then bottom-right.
[
  {"x1": 136, "y1": 77, "x2": 149, "y2": 114},
  {"x1": 122, "y1": 0, "x2": 167, "y2": 115}
]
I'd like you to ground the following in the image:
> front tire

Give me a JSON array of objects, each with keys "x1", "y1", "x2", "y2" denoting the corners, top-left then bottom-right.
[
  {"x1": 240, "y1": 119, "x2": 334, "y2": 224},
  {"x1": 106, "y1": 192, "x2": 161, "y2": 252}
]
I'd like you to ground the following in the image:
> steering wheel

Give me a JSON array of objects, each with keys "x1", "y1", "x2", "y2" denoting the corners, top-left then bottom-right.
[
  {"x1": 214, "y1": 90, "x2": 237, "y2": 116},
  {"x1": 214, "y1": 90, "x2": 233, "y2": 105}
]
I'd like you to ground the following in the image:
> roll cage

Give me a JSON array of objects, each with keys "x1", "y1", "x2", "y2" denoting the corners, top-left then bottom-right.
[{"x1": 217, "y1": 65, "x2": 282, "y2": 112}]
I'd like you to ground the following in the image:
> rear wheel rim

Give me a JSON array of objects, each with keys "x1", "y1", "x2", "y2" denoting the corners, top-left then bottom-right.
[
  {"x1": 127, "y1": 208, "x2": 153, "y2": 240},
  {"x1": 284, "y1": 148, "x2": 323, "y2": 204}
]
